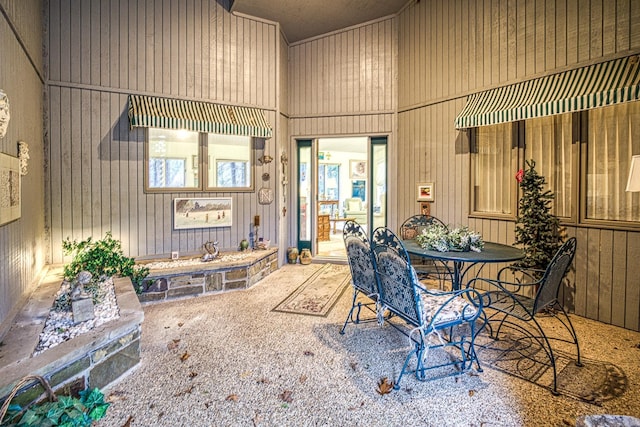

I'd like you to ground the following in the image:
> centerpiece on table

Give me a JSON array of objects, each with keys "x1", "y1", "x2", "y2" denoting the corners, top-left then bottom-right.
[{"x1": 415, "y1": 224, "x2": 484, "y2": 252}]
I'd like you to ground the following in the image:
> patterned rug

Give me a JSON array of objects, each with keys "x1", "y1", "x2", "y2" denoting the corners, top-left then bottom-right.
[
  {"x1": 272, "y1": 264, "x2": 350, "y2": 317},
  {"x1": 476, "y1": 331, "x2": 627, "y2": 405}
]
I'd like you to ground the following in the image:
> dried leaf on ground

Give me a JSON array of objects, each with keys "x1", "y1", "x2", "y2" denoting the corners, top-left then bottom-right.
[
  {"x1": 180, "y1": 351, "x2": 190, "y2": 362},
  {"x1": 349, "y1": 362, "x2": 357, "y2": 371},
  {"x1": 122, "y1": 415, "x2": 134, "y2": 427},
  {"x1": 252, "y1": 412, "x2": 262, "y2": 426},
  {"x1": 107, "y1": 390, "x2": 127, "y2": 402},
  {"x1": 468, "y1": 389, "x2": 476, "y2": 397},
  {"x1": 188, "y1": 371, "x2": 198, "y2": 379},
  {"x1": 174, "y1": 384, "x2": 194, "y2": 397},
  {"x1": 167, "y1": 339, "x2": 180, "y2": 351},
  {"x1": 299, "y1": 374, "x2": 308, "y2": 383},
  {"x1": 377, "y1": 377, "x2": 394, "y2": 395},
  {"x1": 303, "y1": 350, "x2": 314, "y2": 356},
  {"x1": 226, "y1": 394, "x2": 239, "y2": 402},
  {"x1": 257, "y1": 377, "x2": 270, "y2": 384},
  {"x1": 279, "y1": 390, "x2": 293, "y2": 403},
  {"x1": 178, "y1": 322, "x2": 184, "y2": 327}
]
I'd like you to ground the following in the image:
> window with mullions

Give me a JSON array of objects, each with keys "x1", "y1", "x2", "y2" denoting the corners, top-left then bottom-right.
[
  {"x1": 586, "y1": 102, "x2": 640, "y2": 223},
  {"x1": 524, "y1": 114, "x2": 574, "y2": 219},
  {"x1": 145, "y1": 128, "x2": 254, "y2": 192},
  {"x1": 147, "y1": 128, "x2": 199, "y2": 190},
  {"x1": 206, "y1": 134, "x2": 252, "y2": 190},
  {"x1": 470, "y1": 122, "x2": 517, "y2": 218}
]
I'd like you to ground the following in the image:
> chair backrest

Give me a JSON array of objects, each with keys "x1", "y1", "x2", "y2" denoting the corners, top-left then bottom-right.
[
  {"x1": 533, "y1": 237, "x2": 577, "y2": 313},
  {"x1": 343, "y1": 220, "x2": 378, "y2": 297},
  {"x1": 372, "y1": 227, "x2": 423, "y2": 326},
  {"x1": 399, "y1": 215, "x2": 447, "y2": 240}
]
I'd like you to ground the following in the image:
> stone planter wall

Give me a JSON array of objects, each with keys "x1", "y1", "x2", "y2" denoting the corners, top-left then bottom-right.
[
  {"x1": 0, "y1": 276, "x2": 143, "y2": 408},
  {"x1": 137, "y1": 248, "x2": 278, "y2": 304}
]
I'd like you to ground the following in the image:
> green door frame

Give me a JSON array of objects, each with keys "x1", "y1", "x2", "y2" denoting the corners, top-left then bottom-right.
[{"x1": 296, "y1": 139, "x2": 312, "y2": 251}]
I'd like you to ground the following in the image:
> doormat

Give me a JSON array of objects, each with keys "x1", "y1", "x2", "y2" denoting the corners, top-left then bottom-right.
[
  {"x1": 272, "y1": 264, "x2": 350, "y2": 317},
  {"x1": 475, "y1": 332, "x2": 627, "y2": 405}
]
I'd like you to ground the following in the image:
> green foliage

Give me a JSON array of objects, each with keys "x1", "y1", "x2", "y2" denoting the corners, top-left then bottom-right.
[
  {"x1": 416, "y1": 225, "x2": 484, "y2": 253},
  {"x1": 514, "y1": 159, "x2": 562, "y2": 270},
  {"x1": 1, "y1": 388, "x2": 109, "y2": 427},
  {"x1": 62, "y1": 231, "x2": 149, "y2": 294}
]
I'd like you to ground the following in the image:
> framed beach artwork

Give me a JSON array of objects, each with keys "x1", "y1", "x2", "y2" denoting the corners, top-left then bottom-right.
[
  {"x1": 0, "y1": 152, "x2": 20, "y2": 226},
  {"x1": 174, "y1": 197, "x2": 232, "y2": 230},
  {"x1": 416, "y1": 182, "x2": 435, "y2": 202}
]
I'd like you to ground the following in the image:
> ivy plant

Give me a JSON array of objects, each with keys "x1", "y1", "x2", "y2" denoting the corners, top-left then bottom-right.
[
  {"x1": 62, "y1": 231, "x2": 149, "y2": 295},
  {"x1": 1, "y1": 388, "x2": 109, "y2": 427}
]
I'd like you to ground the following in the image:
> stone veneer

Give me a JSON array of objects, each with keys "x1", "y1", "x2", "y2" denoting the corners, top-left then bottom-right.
[
  {"x1": 137, "y1": 248, "x2": 278, "y2": 304},
  {"x1": 0, "y1": 275, "x2": 143, "y2": 408}
]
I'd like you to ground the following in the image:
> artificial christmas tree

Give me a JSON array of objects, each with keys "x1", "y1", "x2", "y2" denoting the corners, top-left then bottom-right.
[{"x1": 514, "y1": 159, "x2": 562, "y2": 271}]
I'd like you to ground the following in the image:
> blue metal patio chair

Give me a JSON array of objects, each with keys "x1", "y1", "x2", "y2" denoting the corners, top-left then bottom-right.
[
  {"x1": 340, "y1": 220, "x2": 380, "y2": 334},
  {"x1": 399, "y1": 215, "x2": 453, "y2": 288},
  {"x1": 371, "y1": 227, "x2": 484, "y2": 389},
  {"x1": 466, "y1": 237, "x2": 581, "y2": 395}
]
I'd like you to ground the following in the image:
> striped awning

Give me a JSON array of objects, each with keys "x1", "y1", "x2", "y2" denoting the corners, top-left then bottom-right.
[
  {"x1": 454, "y1": 55, "x2": 640, "y2": 129},
  {"x1": 128, "y1": 94, "x2": 273, "y2": 138}
]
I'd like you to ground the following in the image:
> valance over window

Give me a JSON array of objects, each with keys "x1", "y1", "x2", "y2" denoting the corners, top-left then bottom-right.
[
  {"x1": 455, "y1": 55, "x2": 640, "y2": 129},
  {"x1": 128, "y1": 94, "x2": 273, "y2": 138}
]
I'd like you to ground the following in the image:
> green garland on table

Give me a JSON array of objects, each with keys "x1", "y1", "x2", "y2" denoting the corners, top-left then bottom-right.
[{"x1": 415, "y1": 224, "x2": 484, "y2": 253}]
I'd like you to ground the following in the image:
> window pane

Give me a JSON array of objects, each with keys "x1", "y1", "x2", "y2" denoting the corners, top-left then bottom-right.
[
  {"x1": 587, "y1": 102, "x2": 640, "y2": 222},
  {"x1": 471, "y1": 123, "x2": 513, "y2": 215},
  {"x1": 207, "y1": 134, "x2": 252, "y2": 189},
  {"x1": 148, "y1": 128, "x2": 199, "y2": 189},
  {"x1": 525, "y1": 114, "x2": 573, "y2": 218}
]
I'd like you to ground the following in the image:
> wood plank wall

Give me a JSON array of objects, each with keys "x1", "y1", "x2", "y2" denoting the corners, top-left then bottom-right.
[
  {"x1": 287, "y1": 17, "x2": 398, "y2": 226},
  {"x1": 397, "y1": 0, "x2": 640, "y2": 331},
  {"x1": 0, "y1": 0, "x2": 46, "y2": 331},
  {"x1": 45, "y1": 0, "x2": 280, "y2": 264}
]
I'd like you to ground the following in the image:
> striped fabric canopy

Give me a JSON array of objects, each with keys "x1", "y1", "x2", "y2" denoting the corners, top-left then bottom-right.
[
  {"x1": 454, "y1": 55, "x2": 640, "y2": 129},
  {"x1": 128, "y1": 94, "x2": 273, "y2": 138}
]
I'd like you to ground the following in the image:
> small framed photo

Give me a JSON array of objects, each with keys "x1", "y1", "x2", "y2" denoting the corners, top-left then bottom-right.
[
  {"x1": 349, "y1": 160, "x2": 366, "y2": 179},
  {"x1": 417, "y1": 182, "x2": 435, "y2": 202}
]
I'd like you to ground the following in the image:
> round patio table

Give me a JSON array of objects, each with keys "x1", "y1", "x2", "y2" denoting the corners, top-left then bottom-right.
[{"x1": 402, "y1": 240, "x2": 524, "y2": 290}]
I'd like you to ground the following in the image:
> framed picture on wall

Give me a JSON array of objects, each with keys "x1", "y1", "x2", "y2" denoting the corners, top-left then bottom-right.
[
  {"x1": 174, "y1": 197, "x2": 232, "y2": 229},
  {"x1": 352, "y1": 180, "x2": 366, "y2": 201},
  {"x1": 417, "y1": 182, "x2": 435, "y2": 202},
  {"x1": 349, "y1": 160, "x2": 366, "y2": 179}
]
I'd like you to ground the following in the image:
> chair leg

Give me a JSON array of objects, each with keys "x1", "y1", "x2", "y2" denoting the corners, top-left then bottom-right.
[
  {"x1": 529, "y1": 316, "x2": 560, "y2": 395},
  {"x1": 340, "y1": 290, "x2": 360, "y2": 335},
  {"x1": 554, "y1": 303, "x2": 582, "y2": 367},
  {"x1": 394, "y1": 346, "x2": 419, "y2": 390}
]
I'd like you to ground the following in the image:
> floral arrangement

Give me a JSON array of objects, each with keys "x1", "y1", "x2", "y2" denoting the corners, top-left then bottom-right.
[{"x1": 415, "y1": 224, "x2": 484, "y2": 252}]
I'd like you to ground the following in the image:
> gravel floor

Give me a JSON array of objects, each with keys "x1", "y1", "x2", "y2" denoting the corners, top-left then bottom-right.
[{"x1": 97, "y1": 264, "x2": 640, "y2": 427}]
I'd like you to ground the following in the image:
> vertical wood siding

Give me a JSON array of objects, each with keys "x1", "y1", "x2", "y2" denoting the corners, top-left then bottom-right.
[
  {"x1": 0, "y1": 1, "x2": 46, "y2": 330},
  {"x1": 397, "y1": 0, "x2": 640, "y2": 330},
  {"x1": 287, "y1": 17, "x2": 398, "y2": 227},
  {"x1": 46, "y1": 0, "x2": 279, "y2": 263}
]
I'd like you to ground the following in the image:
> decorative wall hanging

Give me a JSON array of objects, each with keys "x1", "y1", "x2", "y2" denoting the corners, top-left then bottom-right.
[
  {"x1": 18, "y1": 141, "x2": 29, "y2": 175},
  {"x1": 349, "y1": 159, "x2": 366, "y2": 179},
  {"x1": 417, "y1": 182, "x2": 435, "y2": 202},
  {"x1": 0, "y1": 152, "x2": 20, "y2": 226},
  {"x1": 173, "y1": 197, "x2": 232, "y2": 230},
  {"x1": 258, "y1": 172, "x2": 274, "y2": 205},
  {"x1": 0, "y1": 90, "x2": 10, "y2": 138}
]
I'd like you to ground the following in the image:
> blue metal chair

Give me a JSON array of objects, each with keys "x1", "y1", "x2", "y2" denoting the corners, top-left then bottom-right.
[
  {"x1": 371, "y1": 227, "x2": 484, "y2": 389},
  {"x1": 399, "y1": 215, "x2": 453, "y2": 288},
  {"x1": 340, "y1": 220, "x2": 380, "y2": 334},
  {"x1": 466, "y1": 237, "x2": 581, "y2": 395}
]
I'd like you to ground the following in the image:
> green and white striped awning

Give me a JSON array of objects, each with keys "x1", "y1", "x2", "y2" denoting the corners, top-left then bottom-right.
[
  {"x1": 128, "y1": 94, "x2": 273, "y2": 138},
  {"x1": 454, "y1": 55, "x2": 640, "y2": 129}
]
